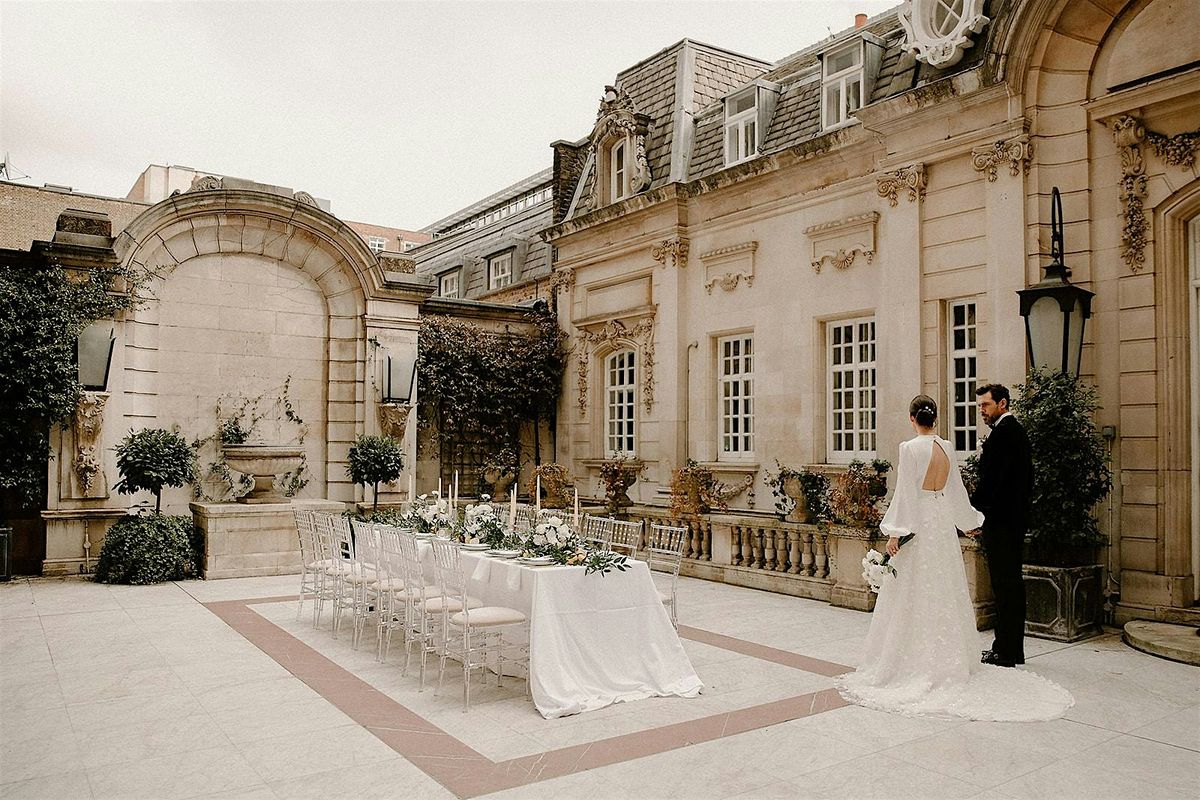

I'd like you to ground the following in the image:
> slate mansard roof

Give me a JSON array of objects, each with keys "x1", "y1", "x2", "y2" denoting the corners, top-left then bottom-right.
[{"x1": 560, "y1": 1, "x2": 1005, "y2": 221}]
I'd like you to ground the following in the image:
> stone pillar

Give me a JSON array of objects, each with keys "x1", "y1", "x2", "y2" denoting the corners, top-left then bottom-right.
[{"x1": 828, "y1": 525, "x2": 883, "y2": 612}]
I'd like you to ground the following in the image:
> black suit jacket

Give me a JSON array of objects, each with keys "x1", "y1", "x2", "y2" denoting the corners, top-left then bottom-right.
[{"x1": 970, "y1": 415, "x2": 1033, "y2": 533}]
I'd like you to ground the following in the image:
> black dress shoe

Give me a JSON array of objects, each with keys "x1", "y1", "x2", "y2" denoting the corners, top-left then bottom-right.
[
  {"x1": 981, "y1": 651, "x2": 1016, "y2": 668},
  {"x1": 980, "y1": 649, "x2": 994, "y2": 663}
]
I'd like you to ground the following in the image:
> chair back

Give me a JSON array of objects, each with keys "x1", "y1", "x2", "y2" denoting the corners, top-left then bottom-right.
[
  {"x1": 293, "y1": 508, "x2": 317, "y2": 564},
  {"x1": 580, "y1": 515, "x2": 614, "y2": 550},
  {"x1": 329, "y1": 515, "x2": 355, "y2": 574},
  {"x1": 377, "y1": 526, "x2": 406, "y2": 586},
  {"x1": 608, "y1": 518, "x2": 644, "y2": 560},
  {"x1": 395, "y1": 529, "x2": 427, "y2": 598},
  {"x1": 429, "y1": 538, "x2": 467, "y2": 606},
  {"x1": 310, "y1": 512, "x2": 339, "y2": 565},
  {"x1": 514, "y1": 504, "x2": 537, "y2": 532},
  {"x1": 645, "y1": 523, "x2": 688, "y2": 576},
  {"x1": 349, "y1": 518, "x2": 381, "y2": 574}
]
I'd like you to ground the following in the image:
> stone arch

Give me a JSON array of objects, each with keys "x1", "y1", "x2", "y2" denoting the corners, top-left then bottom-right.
[{"x1": 114, "y1": 189, "x2": 381, "y2": 505}]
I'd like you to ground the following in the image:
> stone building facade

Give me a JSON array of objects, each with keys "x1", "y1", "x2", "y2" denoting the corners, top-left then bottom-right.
[{"x1": 541, "y1": 0, "x2": 1200, "y2": 624}]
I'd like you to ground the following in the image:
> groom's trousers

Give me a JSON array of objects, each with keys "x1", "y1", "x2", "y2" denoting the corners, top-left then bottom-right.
[{"x1": 983, "y1": 525, "x2": 1026, "y2": 662}]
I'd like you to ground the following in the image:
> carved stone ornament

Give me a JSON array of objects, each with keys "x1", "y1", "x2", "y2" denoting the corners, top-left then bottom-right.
[
  {"x1": 72, "y1": 391, "x2": 108, "y2": 497},
  {"x1": 875, "y1": 164, "x2": 927, "y2": 206},
  {"x1": 377, "y1": 402, "x2": 412, "y2": 441},
  {"x1": 805, "y1": 212, "x2": 878, "y2": 274},
  {"x1": 899, "y1": 0, "x2": 989, "y2": 68},
  {"x1": 971, "y1": 135, "x2": 1032, "y2": 181},
  {"x1": 293, "y1": 191, "x2": 319, "y2": 207},
  {"x1": 651, "y1": 237, "x2": 689, "y2": 269},
  {"x1": 705, "y1": 272, "x2": 755, "y2": 294},
  {"x1": 581, "y1": 85, "x2": 652, "y2": 212},
  {"x1": 700, "y1": 241, "x2": 757, "y2": 293},
  {"x1": 548, "y1": 267, "x2": 575, "y2": 295},
  {"x1": 575, "y1": 314, "x2": 656, "y2": 414},
  {"x1": 1111, "y1": 115, "x2": 1149, "y2": 272},
  {"x1": 187, "y1": 174, "x2": 223, "y2": 192}
]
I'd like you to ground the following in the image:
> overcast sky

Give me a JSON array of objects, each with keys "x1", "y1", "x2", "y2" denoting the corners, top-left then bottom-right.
[{"x1": 1, "y1": 0, "x2": 897, "y2": 230}]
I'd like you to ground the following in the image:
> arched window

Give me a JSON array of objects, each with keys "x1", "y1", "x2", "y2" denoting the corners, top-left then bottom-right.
[
  {"x1": 605, "y1": 349, "x2": 636, "y2": 456},
  {"x1": 610, "y1": 140, "x2": 628, "y2": 202}
]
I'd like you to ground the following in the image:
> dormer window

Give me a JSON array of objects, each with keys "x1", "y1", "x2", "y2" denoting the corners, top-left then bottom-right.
[
  {"x1": 610, "y1": 140, "x2": 629, "y2": 201},
  {"x1": 822, "y1": 40, "x2": 864, "y2": 129},
  {"x1": 724, "y1": 89, "x2": 759, "y2": 165}
]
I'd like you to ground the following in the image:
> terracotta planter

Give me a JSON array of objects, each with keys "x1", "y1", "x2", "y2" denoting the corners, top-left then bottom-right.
[{"x1": 222, "y1": 445, "x2": 303, "y2": 504}]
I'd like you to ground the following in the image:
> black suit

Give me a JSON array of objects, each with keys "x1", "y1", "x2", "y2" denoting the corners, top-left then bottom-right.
[{"x1": 969, "y1": 414, "x2": 1033, "y2": 662}]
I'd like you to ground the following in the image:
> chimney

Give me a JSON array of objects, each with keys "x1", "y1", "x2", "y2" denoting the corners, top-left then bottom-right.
[{"x1": 855, "y1": 13, "x2": 868, "y2": 28}]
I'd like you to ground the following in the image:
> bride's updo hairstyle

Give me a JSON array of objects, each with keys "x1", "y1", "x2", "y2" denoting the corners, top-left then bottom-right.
[{"x1": 909, "y1": 395, "x2": 938, "y2": 428}]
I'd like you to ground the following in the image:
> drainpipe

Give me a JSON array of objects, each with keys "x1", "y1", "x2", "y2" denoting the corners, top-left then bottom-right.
[{"x1": 683, "y1": 341, "x2": 699, "y2": 463}]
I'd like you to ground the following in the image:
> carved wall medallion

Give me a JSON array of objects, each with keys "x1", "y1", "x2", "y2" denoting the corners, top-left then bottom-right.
[
  {"x1": 548, "y1": 267, "x2": 575, "y2": 295},
  {"x1": 1111, "y1": 115, "x2": 1148, "y2": 272},
  {"x1": 651, "y1": 237, "x2": 689, "y2": 269},
  {"x1": 705, "y1": 272, "x2": 755, "y2": 294},
  {"x1": 582, "y1": 85, "x2": 652, "y2": 212},
  {"x1": 875, "y1": 164, "x2": 927, "y2": 206},
  {"x1": 899, "y1": 0, "x2": 989, "y2": 68},
  {"x1": 575, "y1": 314, "x2": 656, "y2": 414},
  {"x1": 187, "y1": 174, "x2": 223, "y2": 192},
  {"x1": 971, "y1": 135, "x2": 1032, "y2": 181},
  {"x1": 805, "y1": 213, "x2": 878, "y2": 274},
  {"x1": 377, "y1": 402, "x2": 412, "y2": 441},
  {"x1": 72, "y1": 391, "x2": 108, "y2": 497}
]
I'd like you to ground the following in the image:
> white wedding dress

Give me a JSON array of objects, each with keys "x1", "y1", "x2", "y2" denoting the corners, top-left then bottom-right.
[{"x1": 836, "y1": 434, "x2": 1074, "y2": 721}]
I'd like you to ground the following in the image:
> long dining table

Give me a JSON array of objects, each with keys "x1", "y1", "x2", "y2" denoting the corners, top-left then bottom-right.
[{"x1": 416, "y1": 540, "x2": 703, "y2": 718}]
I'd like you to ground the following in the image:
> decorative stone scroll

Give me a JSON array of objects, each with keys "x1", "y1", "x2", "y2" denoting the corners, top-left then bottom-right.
[
  {"x1": 293, "y1": 191, "x2": 319, "y2": 207},
  {"x1": 875, "y1": 164, "x2": 926, "y2": 207},
  {"x1": 575, "y1": 314, "x2": 656, "y2": 415},
  {"x1": 1110, "y1": 115, "x2": 1149, "y2": 272},
  {"x1": 377, "y1": 402, "x2": 412, "y2": 441},
  {"x1": 899, "y1": 0, "x2": 989, "y2": 68},
  {"x1": 652, "y1": 237, "x2": 690, "y2": 269},
  {"x1": 582, "y1": 85, "x2": 652, "y2": 212},
  {"x1": 971, "y1": 135, "x2": 1032, "y2": 181},
  {"x1": 72, "y1": 391, "x2": 108, "y2": 497},
  {"x1": 805, "y1": 213, "x2": 877, "y2": 274},
  {"x1": 548, "y1": 267, "x2": 575, "y2": 295},
  {"x1": 187, "y1": 174, "x2": 224, "y2": 192},
  {"x1": 700, "y1": 241, "x2": 757, "y2": 293}
]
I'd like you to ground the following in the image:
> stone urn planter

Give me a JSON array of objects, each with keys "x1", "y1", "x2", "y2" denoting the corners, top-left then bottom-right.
[
  {"x1": 223, "y1": 445, "x2": 304, "y2": 504},
  {"x1": 530, "y1": 464, "x2": 573, "y2": 509},
  {"x1": 781, "y1": 475, "x2": 810, "y2": 523},
  {"x1": 483, "y1": 467, "x2": 516, "y2": 497},
  {"x1": 1023, "y1": 563, "x2": 1103, "y2": 642},
  {"x1": 601, "y1": 459, "x2": 643, "y2": 514}
]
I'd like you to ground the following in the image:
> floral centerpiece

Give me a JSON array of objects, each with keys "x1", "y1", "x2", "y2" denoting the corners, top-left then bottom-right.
[
  {"x1": 406, "y1": 491, "x2": 454, "y2": 535},
  {"x1": 455, "y1": 495, "x2": 515, "y2": 548},
  {"x1": 518, "y1": 510, "x2": 629, "y2": 576}
]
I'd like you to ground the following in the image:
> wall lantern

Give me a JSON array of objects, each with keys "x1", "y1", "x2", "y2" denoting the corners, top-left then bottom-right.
[
  {"x1": 370, "y1": 338, "x2": 418, "y2": 404},
  {"x1": 1017, "y1": 187, "x2": 1094, "y2": 377},
  {"x1": 77, "y1": 322, "x2": 116, "y2": 391}
]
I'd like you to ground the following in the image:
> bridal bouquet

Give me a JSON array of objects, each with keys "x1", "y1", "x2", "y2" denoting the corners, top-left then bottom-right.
[{"x1": 862, "y1": 549, "x2": 897, "y2": 592}]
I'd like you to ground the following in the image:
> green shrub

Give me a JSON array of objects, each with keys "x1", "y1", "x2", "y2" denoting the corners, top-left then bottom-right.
[
  {"x1": 344, "y1": 506, "x2": 408, "y2": 526},
  {"x1": 94, "y1": 514, "x2": 198, "y2": 584},
  {"x1": 1015, "y1": 368, "x2": 1112, "y2": 556},
  {"x1": 347, "y1": 435, "x2": 405, "y2": 512},
  {"x1": 114, "y1": 428, "x2": 198, "y2": 512}
]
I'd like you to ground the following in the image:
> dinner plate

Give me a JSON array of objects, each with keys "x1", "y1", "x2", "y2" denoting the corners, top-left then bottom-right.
[
  {"x1": 486, "y1": 549, "x2": 521, "y2": 558},
  {"x1": 460, "y1": 543, "x2": 490, "y2": 551},
  {"x1": 414, "y1": 533, "x2": 435, "y2": 539},
  {"x1": 518, "y1": 556, "x2": 556, "y2": 566}
]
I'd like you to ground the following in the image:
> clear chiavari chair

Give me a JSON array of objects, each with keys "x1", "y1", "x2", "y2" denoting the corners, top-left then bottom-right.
[
  {"x1": 327, "y1": 515, "x2": 362, "y2": 639},
  {"x1": 348, "y1": 519, "x2": 385, "y2": 650},
  {"x1": 645, "y1": 523, "x2": 689, "y2": 629},
  {"x1": 607, "y1": 518, "x2": 644, "y2": 560},
  {"x1": 579, "y1": 514, "x2": 614, "y2": 550},
  {"x1": 292, "y1": 507, "x2": 323, "y2": 622},
  {"x1": 429, "y1": 538, "x2": 528, "y2": 711},
  {"x1": 376, "y1": 526, "x2": 416, "y2": 662},
  {"x1": 309, "y1": 512, "x2": 341, "y2": 628},
  {"x1": 514, "y1": 504, "x2": 538, "y2": 533},
  {"x1": 396, "y1": 530, "x2": 458, "y2": 689}
]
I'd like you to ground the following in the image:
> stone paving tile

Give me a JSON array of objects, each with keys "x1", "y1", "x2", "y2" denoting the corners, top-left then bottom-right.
[{"x1": 1, "y1": 573, "x2": 1197, "y2": 800}]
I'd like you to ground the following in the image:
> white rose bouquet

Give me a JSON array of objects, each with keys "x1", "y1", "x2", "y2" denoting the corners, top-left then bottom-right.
[
  {"x1": 861, "y1": 549, "x2": 896, "y2": 592},
  {"x1": 458, "y1": 495, "x2": 509, "y2": 547},
  {"x1": 408, "y1": 491, "x2": 453, "y2": 534}
]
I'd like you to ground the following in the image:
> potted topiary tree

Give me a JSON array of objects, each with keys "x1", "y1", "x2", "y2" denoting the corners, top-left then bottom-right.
[
  {"x1": 1015, "y1": 368, "x2": 1113, "y2": 641},
  {"x1": 96, "y1": 428, "x2": 200, "y2": 584},
  {"x1": 347, "y1": 434, "x2": 405, "y2": 514}
]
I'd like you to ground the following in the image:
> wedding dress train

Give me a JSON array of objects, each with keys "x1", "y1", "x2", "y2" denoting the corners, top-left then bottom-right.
[{"x1": 836, "y1": 434, "x2": 1073, "y2": 722}]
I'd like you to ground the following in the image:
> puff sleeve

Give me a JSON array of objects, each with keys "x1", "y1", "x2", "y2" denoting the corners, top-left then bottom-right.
[
  {"x1": 879, "y1": 440, "x2": 922, "y2": 539},
  {"x1": 943, "y1": 440, "x2": 985, "y2": 532}
]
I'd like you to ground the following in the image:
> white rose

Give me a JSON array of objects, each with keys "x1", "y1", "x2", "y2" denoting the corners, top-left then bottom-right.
[{"x1": 533, "y1": 533, "x2": 547, "y2": 546}]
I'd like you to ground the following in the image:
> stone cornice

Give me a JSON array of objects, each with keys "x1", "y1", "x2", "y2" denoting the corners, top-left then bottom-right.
[{"x1": 1083, "y1": 70, "x2": 1200, "y2": 122}]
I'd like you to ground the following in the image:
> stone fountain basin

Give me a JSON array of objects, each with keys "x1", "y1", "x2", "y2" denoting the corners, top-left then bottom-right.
[{"x1": 222, "y1": 445, "x2": 304, "y2": 504}]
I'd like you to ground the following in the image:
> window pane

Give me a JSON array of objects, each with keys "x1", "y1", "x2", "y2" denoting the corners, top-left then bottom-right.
[
  {"x1": 825, "y1": 83, "x2": 842, "y2": 125},
  {"x1": 847, "y1": 77, "x2": 862, "y2": 113}
]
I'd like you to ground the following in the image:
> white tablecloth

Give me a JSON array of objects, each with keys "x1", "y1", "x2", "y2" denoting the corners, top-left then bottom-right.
[{"x1": 418, "y1": 542, "x2": 703, "y2": 718}]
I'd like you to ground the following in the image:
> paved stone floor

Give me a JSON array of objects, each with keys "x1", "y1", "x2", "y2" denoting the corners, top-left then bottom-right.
[{"x1": 1, "y1": 574, "x2": 1197, "y2": 799}]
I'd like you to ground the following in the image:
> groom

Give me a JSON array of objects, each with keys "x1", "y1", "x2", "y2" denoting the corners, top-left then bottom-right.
[{"x1": 968, "y1": 383, "x2": 1033, "y2": 668}]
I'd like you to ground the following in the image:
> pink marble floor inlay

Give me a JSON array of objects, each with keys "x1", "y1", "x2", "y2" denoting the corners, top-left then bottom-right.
[{"x1": 205, "y1": 595, "x2": 853, "y2": 798}]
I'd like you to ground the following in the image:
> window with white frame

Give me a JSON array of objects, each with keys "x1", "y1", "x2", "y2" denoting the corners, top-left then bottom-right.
[
  {"x1": 822, "y1": 40, "x2": 864, "y2": 129},
  {"x1": 948, "y1": 300, "x2": 979, "y2": 453},
  {"x1": 438, "y1": 270, "x2": 461, "y2": 299},
  {"x1": 610, "y1": 139, "x2": 628, "y2": 202},
  {"x1": 718, "y1": 335, "x2": 754, "y2": 458},
  {"x1": 367, "y1": 235, "x2": 387, "y2": 253},
  {"x1": 828, "y1": 317, "x2": 876, "y2": 461},
  {"x1": 724, "y1": 88, "x2": 758, "y2": 165},
  {"x1": 605, "y1": 350, "x2": 636, "y2": 456},
  {"x1": 487, "y1": 251, "x2": 513, "y2": 290}
]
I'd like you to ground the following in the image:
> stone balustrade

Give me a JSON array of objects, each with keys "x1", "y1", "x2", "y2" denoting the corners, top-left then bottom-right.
[{"x1": 626, "y1": 506, "x2": 995, "y2": 628}]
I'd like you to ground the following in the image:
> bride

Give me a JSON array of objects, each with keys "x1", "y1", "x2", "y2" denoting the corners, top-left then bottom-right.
[{"x1": 836, "y1": 396, "x2": 1073, "y2": 721}]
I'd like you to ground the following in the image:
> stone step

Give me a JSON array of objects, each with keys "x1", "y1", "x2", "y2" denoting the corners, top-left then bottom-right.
[
  {"x1": 1155, "y1": 605, "x2": 1200, "y2": 627},
  {"x1": 1123, "y1": 620, "x2": 1200, "y2": 666}
]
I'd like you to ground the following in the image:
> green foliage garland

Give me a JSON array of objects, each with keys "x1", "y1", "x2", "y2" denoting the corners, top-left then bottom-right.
[
  {"x1": 0, "y1": 254, "x2": 142, "y2": 505},
  {"x1": 1014, "y1": 368, "x2": 1113, "y2": 555}
]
